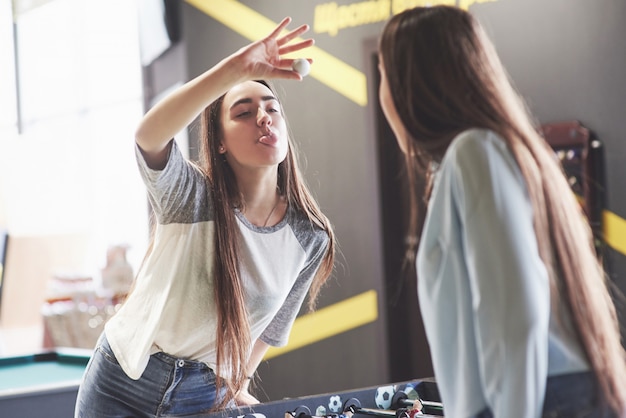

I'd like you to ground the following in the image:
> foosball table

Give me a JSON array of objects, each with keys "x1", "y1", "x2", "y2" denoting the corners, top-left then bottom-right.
[{"x1": 207, "y1": 378, "x2": 443, "y2": 418}]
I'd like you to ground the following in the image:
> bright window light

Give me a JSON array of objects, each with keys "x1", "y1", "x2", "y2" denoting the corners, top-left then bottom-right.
[{"x1": 0, "y1": 0, "x2": 149, "y2": 274}]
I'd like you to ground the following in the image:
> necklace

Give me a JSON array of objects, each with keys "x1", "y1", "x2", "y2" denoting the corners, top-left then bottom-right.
[{"x1": 263, "y1": 197, "x2": 280, "y2": 227}]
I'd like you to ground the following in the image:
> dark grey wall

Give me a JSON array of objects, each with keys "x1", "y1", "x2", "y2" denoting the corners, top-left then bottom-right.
[{"x1": 142, "y1": 0, "x2": 626, "y2": 403}]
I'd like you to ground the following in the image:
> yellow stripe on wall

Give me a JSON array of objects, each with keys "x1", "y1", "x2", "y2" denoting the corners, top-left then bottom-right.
[
  {"x1": 264, "y1": 290, "x2": 378, "y2": 359},
  {"x1": 184, "y1": 0, "x2": 368, "y2": 106},
  {"x1": 603, "y1": 210, "x2": 626, "y2": 257}
]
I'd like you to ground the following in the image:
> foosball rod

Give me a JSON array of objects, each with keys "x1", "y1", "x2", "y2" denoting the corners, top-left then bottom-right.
[
  {"x1": 390, "y1": 390, "x2": 444, "y2": 414},
  {"x1": 345, "y1": 406, "x2": 409, "y2": 417},
  {"x1": 396, "y1": 397, "x2": 444, "y2": 410},
  {"x1": 285, "y1": 405, "x2": 354, "y2": 418},
  {"x1": 343, "y1": 398, "x2": 410, "y2": 418},
  {"x1": 286, "y1": 407, "x2": 403, "y2": 418}
]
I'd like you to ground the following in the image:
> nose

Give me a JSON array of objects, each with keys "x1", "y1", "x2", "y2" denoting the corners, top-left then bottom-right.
[{"x1": 257, "y1": 108, "x2": 272, "y2": 128}]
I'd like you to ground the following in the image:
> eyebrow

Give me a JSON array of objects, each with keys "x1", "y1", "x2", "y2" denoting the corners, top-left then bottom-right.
[{"x1": 229, "y1": 95, "x2": 278, "y2": 110}]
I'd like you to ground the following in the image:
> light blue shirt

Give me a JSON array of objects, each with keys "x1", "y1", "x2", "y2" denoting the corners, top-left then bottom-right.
[{"x1": 417, "y1": 129, "x2": 589, "y2": 418}]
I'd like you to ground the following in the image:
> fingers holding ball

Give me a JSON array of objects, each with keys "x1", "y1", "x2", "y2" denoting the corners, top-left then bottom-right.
[{"x1": 292, "y1": 58, "x2": 311, "y2": 77}]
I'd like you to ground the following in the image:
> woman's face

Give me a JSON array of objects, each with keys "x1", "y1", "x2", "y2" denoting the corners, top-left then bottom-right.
[
  {"x1": 219, "y1": 81, "x2": 289, "y2": 171},
  {"x1": 378, "y1": 57, "x2": 409, "y2": 154}
]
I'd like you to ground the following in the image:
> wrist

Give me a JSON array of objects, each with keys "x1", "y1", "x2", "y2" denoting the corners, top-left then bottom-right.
[{"x1": 221, "y1": 53, "x2": 252, "y2": 85}]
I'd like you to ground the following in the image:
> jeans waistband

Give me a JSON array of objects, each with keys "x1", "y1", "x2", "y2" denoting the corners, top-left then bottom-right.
[
  {"x1": 152, "y1": 350, "x2": 213, "y2": 370},
  {"x1": 100, "y1": 331, "x2": 212, "y2": 371}
]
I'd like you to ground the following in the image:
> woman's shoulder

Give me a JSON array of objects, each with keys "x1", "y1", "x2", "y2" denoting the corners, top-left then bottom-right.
[
  {"x1": 442, "y1": 128, "x2": 514, "y2": 171},
  {"x1": 438, "y1": 128, "x2": 526, "y2": 203},
  {"x1": 288, "y1": 206, "x2": 330, "y2": 246},
  {"x1": 448, "y1": 128, "x2": 506, "y2": 155}
]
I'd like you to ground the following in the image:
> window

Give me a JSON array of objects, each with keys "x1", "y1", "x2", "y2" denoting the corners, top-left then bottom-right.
[{"x1": 0, "y1": 0, "x2": 149, "y2": 302}]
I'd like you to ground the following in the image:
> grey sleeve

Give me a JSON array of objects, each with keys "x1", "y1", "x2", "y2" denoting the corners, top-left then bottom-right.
[{"x1": 135, "y1": 140, "x2": 213, "y2": 224}]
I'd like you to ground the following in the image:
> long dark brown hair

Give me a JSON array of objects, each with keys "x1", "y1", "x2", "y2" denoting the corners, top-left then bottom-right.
[
  {"x1": 379, "y1": 6, "x2": 626, "y2": 414},
  {"x1": 198, "y1": 80, "x2": 335, "y2": 409}
]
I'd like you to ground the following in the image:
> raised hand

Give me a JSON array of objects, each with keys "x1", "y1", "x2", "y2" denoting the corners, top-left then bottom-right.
[
  {"x1": 135, "y1": 17, "x2": 314, "y2": 158},
  {"x1": 234, "y1": 17, "x2": 314, "y2": 81}
]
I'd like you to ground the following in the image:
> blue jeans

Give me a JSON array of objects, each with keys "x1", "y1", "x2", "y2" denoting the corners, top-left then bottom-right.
[
  {"x1": 474, "y1": 371, "x2": 615, "y2": 418},
  {"x1": 75, "y1": 333, "x2": 229, "y2": 417}
]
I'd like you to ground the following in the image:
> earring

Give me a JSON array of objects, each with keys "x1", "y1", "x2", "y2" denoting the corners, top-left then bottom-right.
[{"x1": 219, "y1": 146, "x2": 225, "y2": 153}]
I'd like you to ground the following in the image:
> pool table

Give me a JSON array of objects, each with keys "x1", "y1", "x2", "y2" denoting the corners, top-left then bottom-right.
[{"x1": 0, "y1": 348, "x2": 92, "y2": 418}]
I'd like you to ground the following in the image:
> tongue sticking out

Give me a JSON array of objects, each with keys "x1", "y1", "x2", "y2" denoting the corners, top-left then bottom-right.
[{"x1": 259, "y1": 133, "x2": 278, "y2": 146}]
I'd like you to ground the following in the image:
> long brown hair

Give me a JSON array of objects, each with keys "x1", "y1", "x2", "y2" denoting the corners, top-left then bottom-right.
[
  {"x1": 198, "y1": 80, "x2": 335, "y2": 408},
  {"x1": 379, "y1": 6, "x2": 626, "y2": 414}
]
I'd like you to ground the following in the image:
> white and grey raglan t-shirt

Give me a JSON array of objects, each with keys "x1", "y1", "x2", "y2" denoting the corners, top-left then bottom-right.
[{"x1": 104, "y1": 140, "x2": 329, "y2": 380}]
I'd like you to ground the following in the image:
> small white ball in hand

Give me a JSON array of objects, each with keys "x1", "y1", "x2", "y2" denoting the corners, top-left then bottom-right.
[{"x1": 292, "y1": 58, "x2": 310, "y2": 77}]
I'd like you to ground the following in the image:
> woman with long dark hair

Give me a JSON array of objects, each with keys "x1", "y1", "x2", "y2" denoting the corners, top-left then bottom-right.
[
  {"x1": 75, "y1": 17, "x2": 335, "y2": 417},
  {"x1": 378, "y1": 6, "x2": 626, "y2": 417}
]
